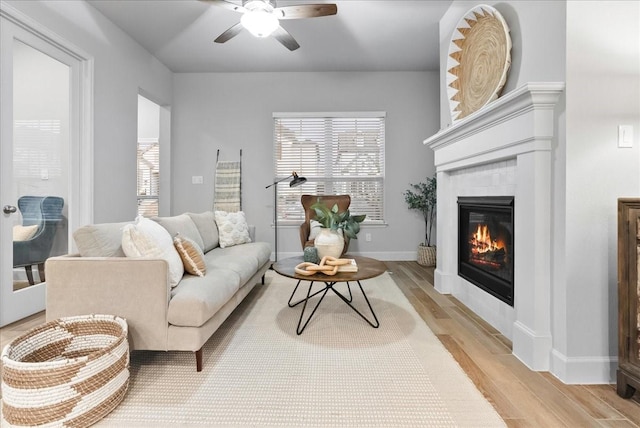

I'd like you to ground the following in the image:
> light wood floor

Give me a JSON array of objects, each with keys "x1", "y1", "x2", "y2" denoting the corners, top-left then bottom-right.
[
  {"x1": 2, "y1": 261, "x2": 640, "y2": 426},
  {"x1": 385, "y1": 261, "x2": 640, "y2": 427}
]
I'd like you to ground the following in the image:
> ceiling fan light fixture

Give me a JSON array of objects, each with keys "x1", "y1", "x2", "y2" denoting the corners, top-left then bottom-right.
[{"x1": 241, "y1": 9, "x2": 279, "y2": 38}]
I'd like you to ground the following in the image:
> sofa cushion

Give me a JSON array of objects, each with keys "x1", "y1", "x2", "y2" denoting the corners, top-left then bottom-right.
[
  {"x1": 74, "y1": 221, "x2": 132, "y2": 257},
  {"x1": 153, "y1": 214, "x2": 204, "y2": 251},
  {"x1": 122, "y1": 217, "x2": 184, "y2": 287},
  {"x1": 214, "y1": 211, "x2": 251, "y2": 248},
  {"x1": 187, "y1": 211, "x2": 219, "y2": 252},
  {"x1": 205, "y1": 242, "x2": 271, "y2": 285},
  {"x1": 174, "y1": 235, "x2": 206, "y2": 277},
  {"x1": 167, "y1": 269, "x2": 240, "y2": 327}
]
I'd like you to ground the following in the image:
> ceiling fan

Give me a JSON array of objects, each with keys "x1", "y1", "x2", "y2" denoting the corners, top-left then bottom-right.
[{"x1": 200, "y1": 0, "x2": 338, "y2": 51}]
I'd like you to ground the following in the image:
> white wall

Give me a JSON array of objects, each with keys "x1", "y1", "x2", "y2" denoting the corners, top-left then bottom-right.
[
  {"x1": 172, "y1": 71, "x2": 439, "y2": 259},
  {"x1": 5, "y1": 0, "x2": 173, "y2": 223},
  {"x1": 138, "y1": 95, "x2": 160, "y2": 141},
  {"x1": 561, "y1": 0, "x2": 640, "y2": 382}
]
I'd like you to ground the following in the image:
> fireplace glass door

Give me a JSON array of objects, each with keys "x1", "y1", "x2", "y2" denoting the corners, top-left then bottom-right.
[{"x1": 458, "y1": 197, "x2": 514, "y2": 306}]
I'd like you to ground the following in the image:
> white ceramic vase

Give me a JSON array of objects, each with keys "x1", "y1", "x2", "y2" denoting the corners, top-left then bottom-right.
[{"x1": 314, "y1": 228, "x2": 344, "y2": 259}]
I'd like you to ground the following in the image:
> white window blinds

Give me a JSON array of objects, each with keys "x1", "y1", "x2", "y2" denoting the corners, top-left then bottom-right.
[
  {"x1": 137, "y1": 138, "x2": 159, "y2": 217},
  {"x1": 273, "y1": 112, "x2": 385, "y2": 224}
]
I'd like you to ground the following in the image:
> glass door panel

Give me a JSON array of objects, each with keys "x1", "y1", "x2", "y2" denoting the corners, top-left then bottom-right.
[{"x1": 1, "y1": 18, "x2": 73, "y2": 326}]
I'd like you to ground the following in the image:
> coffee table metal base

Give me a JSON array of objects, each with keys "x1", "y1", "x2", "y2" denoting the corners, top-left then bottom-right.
[{"x1": 287, "y1": 279, "x2": 380, "y2": 335}]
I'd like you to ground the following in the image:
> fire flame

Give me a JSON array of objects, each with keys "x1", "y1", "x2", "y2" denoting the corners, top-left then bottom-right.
[{"x1": 470, "y1": 224, "x2": 505, "y2": 254}]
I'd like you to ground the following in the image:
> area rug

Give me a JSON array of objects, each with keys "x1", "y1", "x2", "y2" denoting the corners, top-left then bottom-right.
[{"x1": 97, "y1": 271, "x2": 505, "y2": 427}]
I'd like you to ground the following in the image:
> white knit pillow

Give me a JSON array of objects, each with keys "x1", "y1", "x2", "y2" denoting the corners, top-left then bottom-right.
[
  {"x1": 122, "y1": 216, "x2": 184, "y2": 287},
  {"x1": 214, "y1": 211, "x2": 252, "y2": 248}
]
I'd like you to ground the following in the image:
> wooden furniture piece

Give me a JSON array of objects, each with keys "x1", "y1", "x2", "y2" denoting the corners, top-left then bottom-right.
[
  {"x1": 273, "y1": 255, "x2": 386, "y2": 335},
  {"x1": 617, "y1": 198, "x2": 640, "y2": 398},
  {"x1": 299, "y1": 194, "x2": 351, "y2": 252}
]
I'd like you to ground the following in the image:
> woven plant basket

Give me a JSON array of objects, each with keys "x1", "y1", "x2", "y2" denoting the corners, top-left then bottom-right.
[
  {"x1": 1, "y1": 314, "x2": 129, "y2": 427},
  {"x1": 417, "y1": 245, "x2": 437, "y2": 267}
]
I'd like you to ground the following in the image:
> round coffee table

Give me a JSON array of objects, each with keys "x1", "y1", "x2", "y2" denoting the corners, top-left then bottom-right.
[{"x1": 272, "y1": 255, "x2": 387, "y2": 334}]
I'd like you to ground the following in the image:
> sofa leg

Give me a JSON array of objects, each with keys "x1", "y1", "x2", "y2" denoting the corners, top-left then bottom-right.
[
  {"x1": 261, "y1": 274, "x2": 265, "y2": 285},
  {"x1": 195, "y1": 348, "x2": 203, "y2": 372}
]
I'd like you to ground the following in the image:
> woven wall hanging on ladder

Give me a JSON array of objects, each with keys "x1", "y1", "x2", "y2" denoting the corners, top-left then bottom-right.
[{"x1": 446, "y1": 4, "x2": 512, "y2": 122}]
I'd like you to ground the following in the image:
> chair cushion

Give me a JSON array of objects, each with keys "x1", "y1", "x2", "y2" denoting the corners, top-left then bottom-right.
[
  {"x1": 153, "y1": 214, "x2": 204, "y2": 252},
  {"x1": 13, "y1": 225, "x2": 38, "y2": 241},
  {"x1": 187, "y1": 211, "x2": 219, "y2": 252},
  {"x1": 122, "y1": 217, "x2": 184, "y2": 287},
  {"x1": 308, "y1": 220, "x2": 323, "y2": 240}
]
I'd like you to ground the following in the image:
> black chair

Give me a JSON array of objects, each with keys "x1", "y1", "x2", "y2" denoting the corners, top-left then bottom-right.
[{"x1": 13, "y1": 196, "x2": 64, "y2": 285}]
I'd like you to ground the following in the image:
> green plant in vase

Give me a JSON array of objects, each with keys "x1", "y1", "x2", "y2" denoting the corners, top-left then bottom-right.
[
  {"x1": 310, "y1": 199, "x2": 366, "y2": 258},
  {"x1": 404, "y1": 175, "x2": 437, "y2": 266}
]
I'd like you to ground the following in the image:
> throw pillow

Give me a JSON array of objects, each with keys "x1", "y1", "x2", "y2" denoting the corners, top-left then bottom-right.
[
  {"x1": 186, "y1": 211, "x2": 219, "y2": 252},
  {"x1": 121, "y1": 216, "x2": 184, "y2": 287},
  {"x1": 74, "y1": 221, "x2": 132, "y2": 257},
  {"x1": 214, "y1": 211, "x2": 251, "y2": 249},
  {"x1": 13, "y1": 224, "x2": 38, "y2": 241},
  {"x1": 153, "y1": 214, "x2": 205, "y2": 252},
  {"x1": 308, "y1": 219, "x2": 323, "y2": 241},
  {"x1": 174, "y1": 235, "x2": 206, "y2": 277}
]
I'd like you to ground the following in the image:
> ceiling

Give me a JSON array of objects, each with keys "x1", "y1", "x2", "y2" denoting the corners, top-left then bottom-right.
[{"x1": 87, "y1": 0, "x2": 452, "y2": 73}]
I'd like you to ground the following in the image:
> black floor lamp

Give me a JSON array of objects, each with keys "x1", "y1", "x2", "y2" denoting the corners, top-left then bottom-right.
[{"x1": 265, "y1": 171, "x2": 307, "y2": 264}]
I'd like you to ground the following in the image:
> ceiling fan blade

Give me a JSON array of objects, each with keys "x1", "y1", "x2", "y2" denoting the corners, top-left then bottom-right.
[
  {"x1": 275, "y1": 4, "x2": 337, "y2": 20},
  {"x1": 214, "y1": 22, "x2": 244, "y2": 43},
  {"x1": 272, "y1": 26, "x2": 300, "y2": 51},
  {"x1": 199, "y1": 0, "x2": 246, "y2": 14}
]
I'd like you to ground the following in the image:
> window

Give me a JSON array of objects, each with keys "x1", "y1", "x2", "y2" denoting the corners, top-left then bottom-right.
[
  {"x1": 137, "y1": 94, "x2": 161, "y2": 217},
  {"x1": 137, "y1": 138, "x2": 159, "y2": 217},
  {"x1": 273, "y1": 112, "x2": 385, "y2": 224}
]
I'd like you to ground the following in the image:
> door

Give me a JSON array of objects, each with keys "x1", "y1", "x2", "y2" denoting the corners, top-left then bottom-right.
[{"x1": 0, "y1": 11, "x2": 92, "y2": 327}]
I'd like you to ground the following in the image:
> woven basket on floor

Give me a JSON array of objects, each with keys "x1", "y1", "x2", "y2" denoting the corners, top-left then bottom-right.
[
  {"x1": 1, "y1": 314, "x2": 129, "y2": 427},
  {"x1": 417, "y1": 245, "x2": 437, "y2": 267}
]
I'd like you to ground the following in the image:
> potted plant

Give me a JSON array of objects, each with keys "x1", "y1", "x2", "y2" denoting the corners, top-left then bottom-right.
[
  {"x1": 310, "y1": 199, "x2": 366, "y2": 258},
  {"x1": 403, "y1": 175, "x2": 437, "y2": 266}
]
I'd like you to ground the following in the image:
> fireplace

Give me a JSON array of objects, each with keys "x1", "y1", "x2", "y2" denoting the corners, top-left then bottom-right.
[{"x1": 458, "y1": 196, "x2": 514, "y2": 306}]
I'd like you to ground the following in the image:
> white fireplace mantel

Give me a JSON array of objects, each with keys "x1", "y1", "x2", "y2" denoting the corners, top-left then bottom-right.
[
  {"x1": 424, "y1": 82, "x2": 565, "y2": 171},
  {"x1": 425, "y1": 82, "x2": 564, "y2": 371}
]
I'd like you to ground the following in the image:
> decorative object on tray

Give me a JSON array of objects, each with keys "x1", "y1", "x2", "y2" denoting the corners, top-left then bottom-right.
[
  {"x1": 446, "y1": 4, "x2": 511, "y2": 122},
  {"x1": 311, "y1": 199, "x2": 366, "y2": 259},
  {"x1": 295, "y1": 256, "x2": 358, "y2": 276},
  {"x1": 337, "y1": 258, "x2": 358, "y2": 273},
  {"x1": 1, "y1": 314, "x2": 129, "y2": 427},
  {"x1": 404, "y1": 175, "x2": 437, "y2": 267},
  {"x1": 303, "y1": 246, "x2": 320, "y2": 264}
]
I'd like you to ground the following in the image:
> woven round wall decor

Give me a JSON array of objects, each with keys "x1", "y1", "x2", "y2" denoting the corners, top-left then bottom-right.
[{"x1": 447, "y1": 4, "x2": 511, "y2": 122}]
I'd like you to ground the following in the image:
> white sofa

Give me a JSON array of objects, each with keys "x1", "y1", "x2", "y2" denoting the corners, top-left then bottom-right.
[{"x1": 45, "y1": 211, "x2": 271, "y2": 371}]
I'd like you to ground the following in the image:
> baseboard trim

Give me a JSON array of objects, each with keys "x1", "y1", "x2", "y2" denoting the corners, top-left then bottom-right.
[
  {"x1": 433, "y1": 268, "x2": 453, "y2": 294},
  {"x1": 550, "y1": 349, "x2": 617, "y2": 384},
  {"x1": 512, "y1": 321, "x2": 552, "y2": 371}
]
